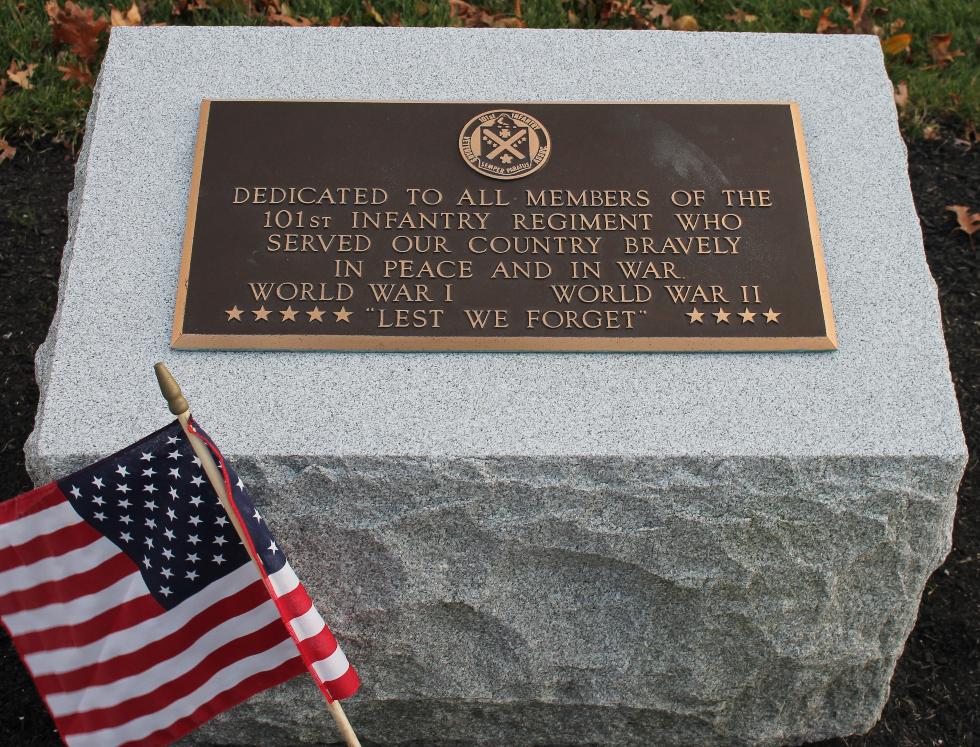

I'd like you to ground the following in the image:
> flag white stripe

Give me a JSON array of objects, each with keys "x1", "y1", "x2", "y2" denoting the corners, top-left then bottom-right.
[
  {"x1": 0, "y1": 536, "x2": 112, "y2": 594},
  {"x1": 47, "y1": 600, "x2": 280, "y2": 716},
  {"x1": 312, "y1": 647, "x2": 350, "y2": 683},
  {"x1": 26, "y1": 563, "x2": 261, "y2": 675},
  {"x1": 289, "y1": 605, "x2": 325, "y2": 643},
  {"x1": 63, "y1": 638, "x2": 298, "y2": 747},
  {"x1": 267, "y1": 563, "x2": 300, "y2": 597},
  {"x1": 4, "y1": 572, "x2": 147, "y2": 635},
  {"x1": 0, "y1": 502, "x2": 82, "y2": 550}
]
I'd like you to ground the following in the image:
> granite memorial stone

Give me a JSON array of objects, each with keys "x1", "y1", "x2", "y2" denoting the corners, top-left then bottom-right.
[{"x1": 28, "y1": 26, "x2": 966, "y2": 746}]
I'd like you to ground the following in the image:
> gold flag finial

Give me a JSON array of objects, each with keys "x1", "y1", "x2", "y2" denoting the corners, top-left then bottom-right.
[{"x1": 154, "y1": 362, "x2": 189, "y2": 416}]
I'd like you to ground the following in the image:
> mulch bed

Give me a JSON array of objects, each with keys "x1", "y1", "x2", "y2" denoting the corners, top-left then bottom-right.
[{"x1": 0, "y1": 140, "x2": 976, "y2": 746}]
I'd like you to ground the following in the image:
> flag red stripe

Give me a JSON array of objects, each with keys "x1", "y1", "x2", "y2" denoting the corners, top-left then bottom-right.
[
  {"x1": 0, "y1": 483, "x2": 65, "y2": 525},
  {"x1": 318, "y1": 666, "x2": 360, "y2": 701},
  {"x1": 11, "y1": 595, "x2": 161, "y2": 655},
  {"x1": 115, "y1": 656, "x2": 305, "y2": 747},
  {"x1": 36, "y1": 580, "x2": 270, "y2": 693},
  {"x1": 276, "y1": 583, "x2": 312, "y2": 619},
  {"x1": 0, "y1": 520, "x2": 101, "y2": 572},
  {"x1": 0, "y1": 553, "x2": 135, "y2": 615},
  {"x1": 58, "y1": 618, "x2": 291, "y2": 734},
  {"x1": 297, "y1": 626, "x2": 339, "y2": 664}
]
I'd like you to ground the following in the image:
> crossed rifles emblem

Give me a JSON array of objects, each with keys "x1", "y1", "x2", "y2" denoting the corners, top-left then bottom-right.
[{"x1": 483, "y1": 115, "x2": 528, "y2": 163}]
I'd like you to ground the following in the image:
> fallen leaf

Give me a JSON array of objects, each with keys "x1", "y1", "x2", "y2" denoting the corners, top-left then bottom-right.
[
  {"x1": 58, "y1": 60, "x2": 94, "y2": 87},
  {"x1": 6, "y1": 60, "x2": 37, "y2": 90},
  {"x1": 922, "y1": 124, "x2": 940, "y2": 140},
  {"x1": 893, "y1": 80, "x2": 908, "y2": 108},
  {"x1": 798, "y1": 8, "x2": 815, "y2": 19},
  {"x1": 815, "y1": 7, "x2": 837, "y2": 34},
  {"x1": 644, "y1": 1, "x2": 672, "y2": 28},
  {"x1": 0, "y1": 137, "x2": 15, "y2": 164},
  {"x1": 927, "y1": 33, "x2": 965, "y2": 68},
  {"x1": 267, "y1": 1, "x2": 315, "y2": 26},
  {"x1": 945, "y1": 205, "x2": 980, "y2": 237},
  {"x1": 46, "y1": 1, "x2": 110, "y2": 62},
  {"x1": 363, "y1": 0, "x2": 385, "y2": 25},
  {"x1": 326, "y1": 14, "x2": 348, "y2": 26},
  {"x1": 110, "y1": 1, "x2": 141, "y2": 26},
  {"x1": 671, "y1": 14, "x2": 698, "y2": 31},
  {"x1": 450, "y1": 0, "x2": 525, "y2": 28},
  {"x1": 725, "y1": 9, "x2": 757, "y2": 24},
  {"x1": 881, "y1": 33, "x2": 911, "y2": 55}
]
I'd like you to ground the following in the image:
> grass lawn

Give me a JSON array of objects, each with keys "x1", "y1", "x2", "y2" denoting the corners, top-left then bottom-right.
[{"x1": 0, "y1": 0, "x2": 977, "y2": 153}]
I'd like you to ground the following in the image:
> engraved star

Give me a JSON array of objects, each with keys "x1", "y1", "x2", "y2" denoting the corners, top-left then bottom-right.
[
  {"x1": 763, "y1": 308, "x2": 781, "y2": 324},
  {"x1": 500, "y1": 153, "x2": 514, "y2": 164},
  {"x1": 280, "y1": 306, "x2": 298, "y2": 322},
  {"x1": 713, "y1": 308, "x2": 732, "y2": 324},
  {"x1": 307, "y1": 306, "x2": 325, "y2": 322},
  {"x1": 226, "y1": 306, "x2": 243, "y2": 321},
  {"x1": 686, "y1": 308, "x2": 705, "y2": 324},
  {"x1": 738, "y1": 309, "x2": 757, "y2": 324},
  {"x1": 253, "y1": 306, "x2": 271, "y2": 321},
  {"x1": 334, "y1": 306, "x2": 353, "y2": 323}
]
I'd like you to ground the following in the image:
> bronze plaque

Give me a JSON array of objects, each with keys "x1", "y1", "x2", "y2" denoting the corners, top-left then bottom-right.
[{"x1": 172, "y1": 101, "x2": 835, "y2": 352}]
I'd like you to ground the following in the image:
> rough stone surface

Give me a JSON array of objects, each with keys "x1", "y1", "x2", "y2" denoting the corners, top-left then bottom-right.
[{"x1": 28, "y1": 27, "x2": 965, "y2": 746}]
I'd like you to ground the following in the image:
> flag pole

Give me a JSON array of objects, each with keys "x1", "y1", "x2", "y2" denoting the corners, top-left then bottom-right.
[{"x1": 153, "y1": 363, "x2": 362, "y2": 747}]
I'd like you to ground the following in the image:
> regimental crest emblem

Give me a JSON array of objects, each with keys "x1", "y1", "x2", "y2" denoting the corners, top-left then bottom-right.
[{"x1": 459, "y1": 109, "x2": 551, "y2": 180}]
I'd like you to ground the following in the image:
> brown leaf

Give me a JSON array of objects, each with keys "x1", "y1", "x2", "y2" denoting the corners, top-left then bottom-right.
[
  {"x1": 326, "y1": 14, "x2": 348, "y2": 26},
  {"x1": 450, "y1": 0, "x2": 525, "y2": 28},
  {"x1": 893, "y1": 80, "x2": 908, "y2": 109},
  {"x1": 110, "y1": 1, "x2": 141, "y2": 26},
  {"x1": 815, "y1": 7, "x2": 838, "y2": 34},
  {"x1": 643, "y1": 1, "x2": 672, "y2": 28},
  {"x1": 671, "y1": 14, "x2": 698, "y2": 31},
  {"x1": 725, "y1": 9, "x2": 757, "y2": 24},
  {"x1": 881, "y1": 33, "x2": 911, "y2": 55},
  {"x1": 6, "y1": 60, "x2": 38, "y2": 90},
  {"x1": 923, "y1": 124, "x2": 941, "y2": 140},
  {"x1": 46, "y1": 1, "x2": 109, "y2": 62},
  {"x1": 0, "y1": 137, "x2": 15, "y2": 164},
  {"x1": 58, "y1": 60, "x2": 94, "y2": 87},
  {"x1": 928, "y1": 33, "x2": 965, "y2": 68},
  {"x1": 798, "y1": 8, "x2": 815, "y2": 19},
  {"x1": 945, "y1": 205, "x2": 980, "y2": 237}
]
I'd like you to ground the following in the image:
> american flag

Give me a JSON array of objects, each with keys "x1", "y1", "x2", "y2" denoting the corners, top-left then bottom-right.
[{"x1": 0, "y1": 419, "x2": 359, "y2": 746}]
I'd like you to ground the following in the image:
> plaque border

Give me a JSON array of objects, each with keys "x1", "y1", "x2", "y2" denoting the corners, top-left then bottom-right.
[{"x1": 172, "y1": 100, "x2": 837, "y2": 353}]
